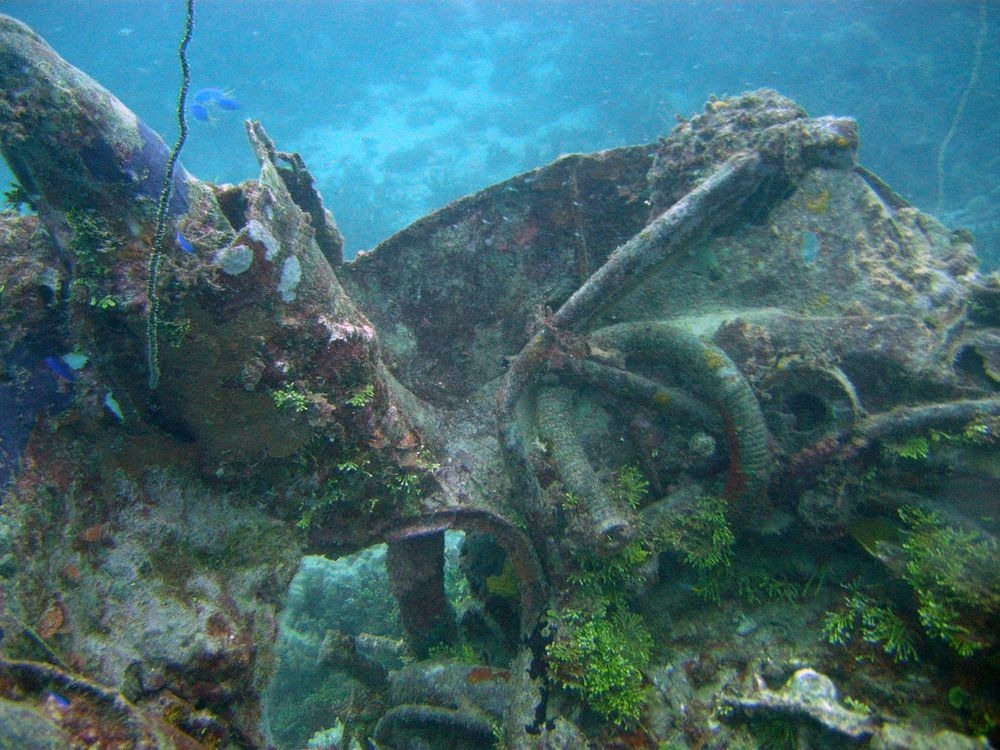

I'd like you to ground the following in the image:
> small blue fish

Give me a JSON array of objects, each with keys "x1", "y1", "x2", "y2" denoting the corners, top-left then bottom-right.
[
  {"x1": 61, "y1": 352, "x2": 89, "y2": 370},
  {"x1": 189, "y1": 103, "x2": 210, "y2": 122},
  {"x1": 175, "y1": 230, "x2": 195, "y2": 254},
  {"x1": 190, "y1": 88, "x2": 239, "y2": 120},
  {"x1": 193, "y1": 87, "x2": 226, "y2": 103},
  {"x1": 46, "y1": 691, "x2": 71, "y2": 709},
  {"x1": 191, "y1": 89, "x2": 222, "y2": 104},
  {"x1": 215, "y1": 96, "x2": 240, "y2": 111},
  {"x1": 44, "y1": 355, "x2": 76, "y2": 381},
  {"x1": 104, "y1": 391, "x2": 125, "y2": 421}
]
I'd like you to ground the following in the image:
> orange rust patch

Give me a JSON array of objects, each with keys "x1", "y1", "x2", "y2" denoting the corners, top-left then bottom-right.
[
  {"x1": 512, "y1": 223, "x2": 540, "y2": 249},
  {"x1": 467, "y1": 666, "x2": 510, "y2": 684},
  {"x1": 206, "y1": 612, "x2": 230, "y2": 638},
  {"x1": 395, "y1": 430, "x2": 421, "y2": 450},
  {"x1": 721, "y1": 412, "x2": 748, "y2": 500},
  {"x1": 606, "y1": 728, "x2": 656, "y2": 749},
  {"x1": 38, "y1": 601, "x2": 67, "y2": 639},
  {"x1": 77, "y1": 524, "x2": 109, "y2": 546}
]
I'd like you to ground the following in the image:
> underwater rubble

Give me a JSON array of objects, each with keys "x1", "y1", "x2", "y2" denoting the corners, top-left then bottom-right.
[{"x1": 1, "y1": 12, "x2": 998, "y2": 750}]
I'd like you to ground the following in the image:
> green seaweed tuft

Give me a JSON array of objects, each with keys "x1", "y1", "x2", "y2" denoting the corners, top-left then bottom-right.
[
  {"x1": 2, "y1": 182, "x2": 33, "y2": 212},
  {"x1": 611, "y1": 464, "x2": 649, "y2": 510},
  {"x1": 898, "y1": 506, "x2": 999, "y2": 655},
  {"x1": 823, "y1": 586, "x2": 919, "y2": 663},
  {"x1": 885, "y1": 434, "x2": 930, "y2": 461},
  {"x1": 654, "y1": 495, "x2": 734, "y2": 572},
  {"x1": 567, "y1": 540, "x2": 652, "y2": 605},
  {"x1": 346, "y1": 383, "x2": 375, "y2": 407},
  {"x1": 273, "y1": 385, "x2": 309, "y2": 413},
  {"x1": 546, "y1": 603, "x2": 652, "y2": 726}
]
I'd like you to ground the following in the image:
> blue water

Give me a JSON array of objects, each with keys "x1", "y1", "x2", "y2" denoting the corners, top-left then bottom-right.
[{"x1": 1, "y1": 0, "x2": 997, "y2": 263}]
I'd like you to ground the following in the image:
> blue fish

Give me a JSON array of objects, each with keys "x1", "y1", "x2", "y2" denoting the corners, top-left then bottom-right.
[
  {"x1": 189, "y1": 103, "x2": 210, "y2": 122},
  {"x1": 43, "y1": 355, "x2": 75, "y2": 381},
  {"x1": 193, "y1": 87, "x2": 222, "y2": 103},
  {"x1": 46, "y1": 691, "x2": 70, "y2": 709},
  {"x1": 104, "y1": 391, "x2": 125, "y2": 421},
  {"x1": 190, "y1": 88, "x2": 239, "y2": 119},
  {"x1": 175, "y1": 230, "x2": 195, "y2": 254}
]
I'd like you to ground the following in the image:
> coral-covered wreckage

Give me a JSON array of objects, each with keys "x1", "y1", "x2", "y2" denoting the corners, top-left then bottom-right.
[{"x1": 1, "y1": 14, "x2": 998, "y2": 750}]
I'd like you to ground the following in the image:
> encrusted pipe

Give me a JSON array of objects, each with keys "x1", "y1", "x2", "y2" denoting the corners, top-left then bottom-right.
[
  {"x1": 382, "y1": 508, "x2": 549, "y2": 636},
  {"x1": 0, "y1": 14, "x2": 192, "y2": 227},
  {"x1": 551, "y1": 151, "x2": 770, "y2": 333},
  {"x1": 385, "y1": 532, "x2": 457, "y2": 658},
  {"x1": 496, "y1": 151, "x2": 771, "y2": 422},
  {"x1": 499, "y1": 420, "x2": 552, "y2": 541},
  {"x1": 855, "y1": 398, "x2": 1000, "y2": 444},
  {"x1": 373, "y1": 703, "x2": 496, "y2": 747},
  {"x1": 589, "y1": 322, "x2": 772, "y2": 504},
  {"x1": 535, "y1": 385, "x2": 632, "y2": 550},
  {"x1": 787, "y1": 396, "x2": 1000, "y2": 491},
  {"x1": 565, "y1": 358, "x2": 722, "y2": 429}
]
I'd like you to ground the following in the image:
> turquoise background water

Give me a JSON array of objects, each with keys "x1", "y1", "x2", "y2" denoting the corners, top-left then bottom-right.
[{"x1": 1, "y1": 1, "x2": 997, "y2": 263}]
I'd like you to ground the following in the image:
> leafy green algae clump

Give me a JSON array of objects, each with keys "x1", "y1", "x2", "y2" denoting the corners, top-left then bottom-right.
[
  {"x1": 548, "y1": 536, "x2": 655, "y2": 726},
  {"x1": 898, "y1": 506, "x2": 1000, "y2": 655},
  {"x1": 822, "y1": 586, "x2": 919, "y2": 663},
  {"x1": 545, "y1": 603, "x2": 652, "y2": 726},
  {"x1": 610, "y1": 464, "x2": 649, "y2": 510}
]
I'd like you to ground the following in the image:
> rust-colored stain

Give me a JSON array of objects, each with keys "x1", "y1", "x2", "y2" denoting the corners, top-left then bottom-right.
[
  {"x1": 467, "y1": 666, "x2": 510, "y2": 684},
  {"x1": 206, "y1": 612, "x2": 230, "y2": 638},
  {"x1": 38, "y1": 600, "x2": 67, "y2": 639},
  {"x1": 77, "y1": 523, "x2": 110, "y2": 546}
]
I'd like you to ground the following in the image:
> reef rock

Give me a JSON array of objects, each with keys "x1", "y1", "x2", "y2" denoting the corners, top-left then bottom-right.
[{"x1": 725, "y1": 668, "x2": 991, "y2": 750}]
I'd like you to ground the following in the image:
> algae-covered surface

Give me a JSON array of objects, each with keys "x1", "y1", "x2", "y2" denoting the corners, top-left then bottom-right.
[{"x1": 1, "y1": 6, "x2": 999, "y2": 750}]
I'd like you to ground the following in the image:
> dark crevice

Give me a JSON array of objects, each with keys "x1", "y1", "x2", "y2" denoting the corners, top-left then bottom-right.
[
  {"x1": 144, "y1": 400, "x2": 198, "y2": 443},
  {"x1": 275, "y1": 150, "x2": 345, "y2": 267},
  {"x1": 525, "y1": 623, "x2": 549, "y2": 734},
  {"x1": 784, "y1": 391, "x2": 831, "y2": 432},
  {"x1": 954, "y1": 345, "x2": 999, "y2": 391},
  {"x1": 213, "y1": 184, "x2": 248, "y2": 232}
]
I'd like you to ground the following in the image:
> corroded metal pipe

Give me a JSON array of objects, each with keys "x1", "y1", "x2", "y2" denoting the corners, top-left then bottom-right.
[
  {"x1": 0, "y1": 14, "x2": 190, "y2": 228},
  {"x1": 386, "y1": 532, "x2": 458, "y2": 657},
  {"x1": 536, "y1": 385, "x2": 633, "y2": 551},
  {"x1": 590, "y1": 321, "x2": 773, "y2": 505}
]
